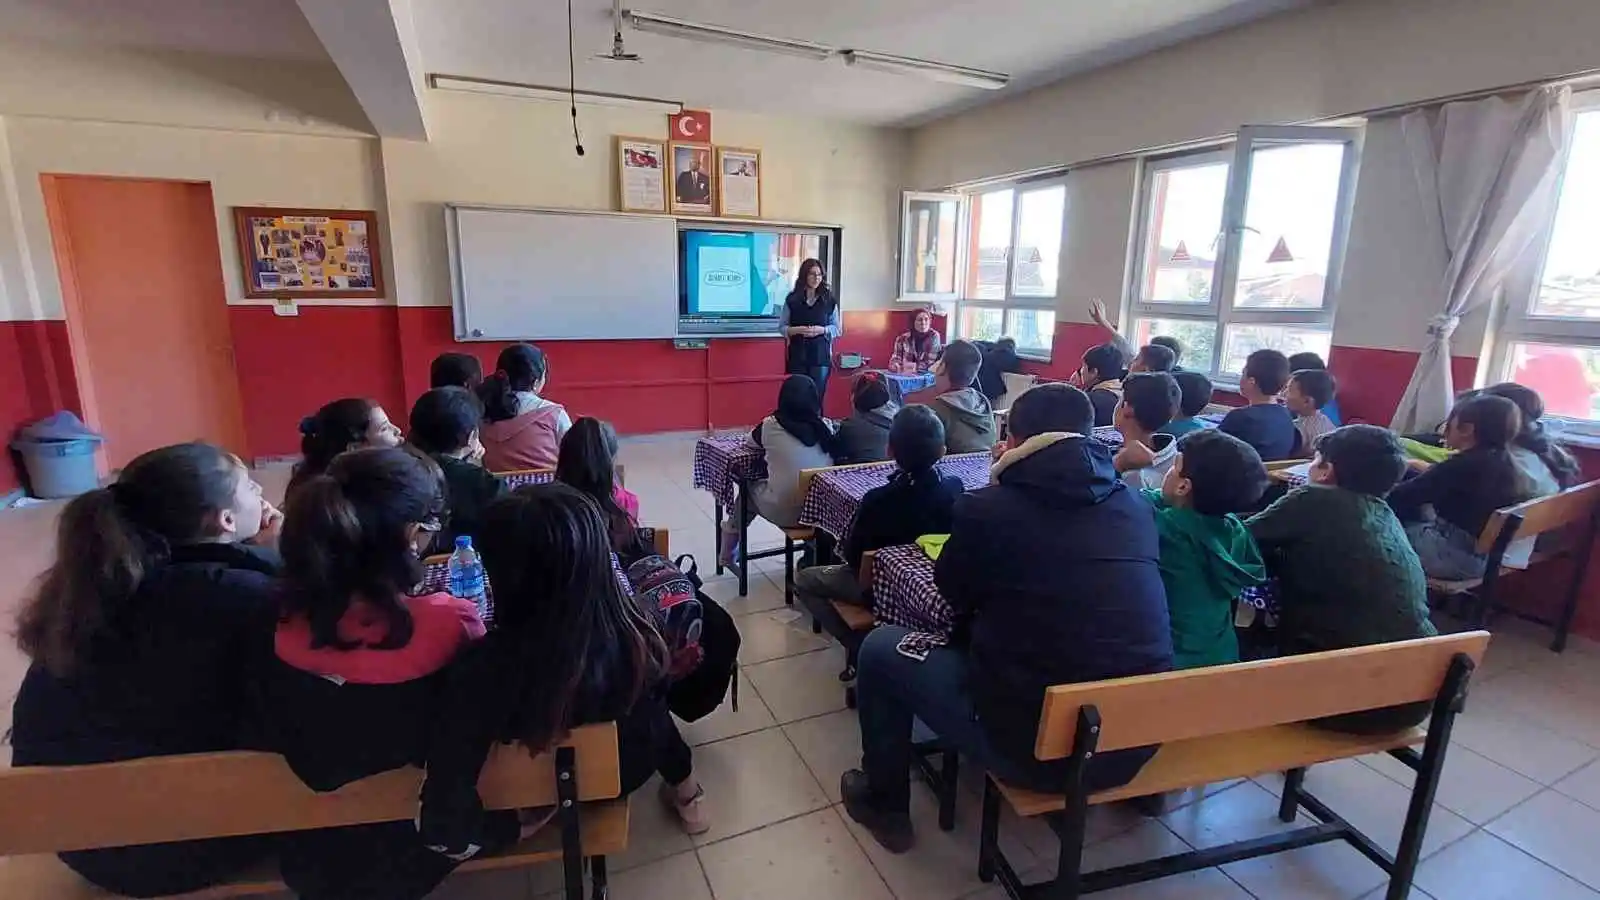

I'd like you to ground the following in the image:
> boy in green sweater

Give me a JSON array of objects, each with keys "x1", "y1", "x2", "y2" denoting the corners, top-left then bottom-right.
[
  {"x1": 1246, "y1": 424, "x2": 1438, "y2": 733},
  {"x1": 1140, "y1": 429, "x2": 1269, "y2": 669}
]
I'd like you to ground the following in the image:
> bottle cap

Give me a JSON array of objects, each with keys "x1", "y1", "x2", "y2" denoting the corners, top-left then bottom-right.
[{"x1": 454, "y1": 535, "x2": 472, "y2": 549}]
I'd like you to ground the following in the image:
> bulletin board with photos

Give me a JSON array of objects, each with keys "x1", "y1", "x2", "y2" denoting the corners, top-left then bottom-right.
[{"x1": 234, "y1": 206, "x2": 385, "y2": 299}]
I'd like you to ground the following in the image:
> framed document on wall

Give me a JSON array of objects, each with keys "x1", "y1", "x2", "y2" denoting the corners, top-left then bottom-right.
[
  {"x1": 669, "y1": 142, "x2": 716, "y2": 215},
  {"x1": 716, "y1": 147, "x2": 762, "y2": 218},
  {"x1": 233, "y1": 207, "x2": 385, "y2": 299},
  {"x1": 615, "y1": 136, "x2": 668, "y2": 213}
]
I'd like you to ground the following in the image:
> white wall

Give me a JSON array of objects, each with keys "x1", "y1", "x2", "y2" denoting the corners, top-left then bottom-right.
[
  {"x1": 0, "y1": 117, "x2": 384, "y2": 321},
  {"x1": 382, "y1": 91, "x2": 910, "y2": 310}
]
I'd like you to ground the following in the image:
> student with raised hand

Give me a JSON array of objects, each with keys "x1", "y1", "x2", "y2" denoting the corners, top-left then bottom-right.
[
  {"x1": 720, "y1": 374, "x2": 842, "y2": 565},
  {"x1": 1161, "y1": 371, "x2": 1215, "y2": 438},
  {"x1": 1112, "y1": 371, "x2": 1183, "y2": 490},
  {"x1": 408, "y1": 386, "x2": 505, "y2": 546},
  {"x1": 430, "y1": 352, "x2": 484, "y2": 391},
  {"x1": 836, "y1": 371, "x2": 895, "y2": 464},
  {"x1": 841, "y1": 383, "x2": 1172, "y2": 853},
  {"x1": 10, "y1": 442, "x2": 282, "y2": 897},
  {"x1": 256, "y1": 447, "x2": 487, "y2": 900},
  {"x1": 556, "y1": 416, "x2": 647, "y2": 561},
  {"x1": 1388, "y1": 393, "x2": 1531, "y2": 581},
  {"x1": 478, "y1": 342, "x2": 571, "y2": 471},
  {"x1": 1247, "y1": 425, "x2": 1436, "y2": 732},
  {"x1": 1219, "y1": 349, "x2": 1296, "y2": 461},
  {"x1": 1139, "y1": 430, "x2": 1268, "y2": 668},
  {"x1": 929, "y1": 339, "x2": 997, "y2": 452},
  {"x1": 420, "y1": 484, "x2": 710, "y2": 850},
  {"x1": 1481, "y1": 382, "x2": 1580, "y2": 495},
  {"x1": 287, "y1": 398, "x2": 404, "y2": 496}
]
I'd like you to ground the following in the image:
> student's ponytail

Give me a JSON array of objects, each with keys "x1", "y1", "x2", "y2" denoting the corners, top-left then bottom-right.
[
  {"x1": 289, "y1": 398, "x2": 376, "y2": 494},
  {"x1": 479, "y1": 343, "x2": 549, "y2": 423}
]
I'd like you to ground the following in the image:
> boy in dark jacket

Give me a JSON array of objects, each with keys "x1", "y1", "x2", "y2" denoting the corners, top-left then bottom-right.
[
  {"x1": 976, "y1": 337, "x2": 1024, "y2": 403},
  {"x1": 408, "y1": 387, "x2": 507, "y2": 545},
  {"x1": 796, "y1": 405, "x2": 962, "y2": 670},
  {"x1": 929, "y1": 339, "x2": 998, "y2": 452},
  {"x1": 842, "y1": 383, "x2": 1173, "y2": 853},
  {"x1": 835, "y1": 372, "x2": 895, "y2": 464},
  {"x1": 1219, "y1": 349, "x2": 1297, "y2": 461}
]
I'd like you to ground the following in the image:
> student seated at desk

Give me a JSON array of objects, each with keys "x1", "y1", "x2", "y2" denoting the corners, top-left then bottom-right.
[
  {"x1": 1285, "y1": 368, "x2": 1338, "y2": 457},
  {"x1": 1112, "y1": 372, "x2": 1182, "y2": 490},
  {"x1": 975, "y1": 337, "x2": 1023, "y2": 404},
  {"x1": 1161, "y1": 371, "x2": 1215, "y2": 439},
  {"x1": 1219, "y1": 349, "x2": 1296, "y2": 461},
  {"x1": 557, "y1": 416, "x2": 648, "y2": 562},
  {"x1": 255, "y1": 448, "x2": 490, "y2": 900},
  {"x1": 841, "y1": 383, "x2": 1172, "y2": 853},
  {"x1": 929, "y1": 339, "x2": 998, "y2": 453},
  {"x1": 888, "y1": 307, "x2": 943, "y2": 373},
  {"x1": 1481, "y1": 382, "x2": 1580, "y2": 495},
  {"x1": 1246, "y1": 425, "x2": 1437, "y2": 733},
  {"x1": 794, "y1": 404, "x2": 962, "y2": 626},
  {"x1": 478, "y1": 342, "x2": 571, "y2": 471},
  {"x1": 430, "y1": 351, "x2": 484, "y2": 391},
  {"x1": 287, "y1": 397, "x2": 404, "y2": 496},
  {"x1": 719, "y1": 374, "x2": 843, "y2": 564},
  {"x1": 420, "y1": 484, "x2": 710, "y2": 847},
  {"x1": 1140, "y1": 430, "x2": 1268, "y2": 668},
  {"x1": 1388, "y1": 394, "x2": 1532, "y2": 581},
  {"x1": 9, "y1": 443, "x2": 282, "y2": 897},
  {"x1": 409, "y1": 386, "x2": 506, "y2": 546},
  {"x1": 1288, "y1": 352, "x2": 1342, "y2": 426},
  {"x1": 836, "y1": 371, "x2": 895, "y2": 464}
]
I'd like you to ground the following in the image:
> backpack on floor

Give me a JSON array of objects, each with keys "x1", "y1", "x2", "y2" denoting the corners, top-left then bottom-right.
[{"x1": 625, "y1": 553, "x2": 741, "y2": 722}]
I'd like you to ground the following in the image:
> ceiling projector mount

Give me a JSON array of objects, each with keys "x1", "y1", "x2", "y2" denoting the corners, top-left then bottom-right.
[
  {"x1": 623, "y1": 9, "x2": 1010, "y2": 91},
  {"x1": 595, "y1": 0, "x2": 642, "y2": 62}
]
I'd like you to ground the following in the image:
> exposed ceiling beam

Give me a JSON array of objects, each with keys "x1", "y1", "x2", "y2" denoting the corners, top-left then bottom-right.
[{"x1": 296, "y1": 0, "x2": 429, "y2": 140}]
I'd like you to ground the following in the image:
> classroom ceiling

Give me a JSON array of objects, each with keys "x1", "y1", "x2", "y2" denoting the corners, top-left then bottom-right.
[
  {"x1": 0, "y1": 0, "x2": 328, "y2": 61},
  {"x1": 411, "y1": 0, "x2": 1316, "y2": 125}
]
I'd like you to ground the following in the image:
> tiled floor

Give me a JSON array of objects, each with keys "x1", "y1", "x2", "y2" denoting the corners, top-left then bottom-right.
[{"x1": 5, "y1": 433, "x2": 1600, "y2": 899}]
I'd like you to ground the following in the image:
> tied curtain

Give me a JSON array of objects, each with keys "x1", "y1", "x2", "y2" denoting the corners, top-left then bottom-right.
[{"x1": 1390, "y1": 85, "x2": 1574, "y2": 433}]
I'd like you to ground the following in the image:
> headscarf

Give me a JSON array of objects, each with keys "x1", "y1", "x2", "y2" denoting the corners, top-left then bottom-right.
[
  {"x1": 773, "y1": 375, "x2": 839, "y2": 454},
  {"x1": 910, "y1": 310, "x2": 936, "y2": 355}
]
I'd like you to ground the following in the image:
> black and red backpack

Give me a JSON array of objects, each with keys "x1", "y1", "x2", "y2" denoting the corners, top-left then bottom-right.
[{"x1": 625, "y1": 552, "x2": 740, "y2": 722}]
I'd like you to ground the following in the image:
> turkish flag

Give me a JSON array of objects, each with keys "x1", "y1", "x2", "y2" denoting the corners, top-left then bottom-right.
[{"x1": 669, "y1": 109, "x2": 711, "y2": 143}]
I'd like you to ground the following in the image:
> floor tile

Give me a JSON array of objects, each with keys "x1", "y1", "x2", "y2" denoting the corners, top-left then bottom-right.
[
  {"x1": 732, "y1": 608, "x2": 833, "y2": 665},
  {"x1": 698, "y1": 808, "x2": 893, "y2": 900},
  {"x1": 677, "y1": 673, "x2": 777, "y2": 747},
  {"x1": 1090, "y1": 868, "x2": 1254, "y2": 900},
  {"x1": 1474, "y1": 671, "x2": 1600, "y2": 749},
  {"x1": 681, "y1": 726, "x2": 830, "y2": 846},
  {"x1": 1449, "y1": 698, "x2": 1600, "y2": 785},
  {"x1": 1222, "y1": 839, "x2": 1388, "y2": 900},
  {"x1": 783, "y1": 709, "x2": 861, "y2": 803},
  {"x1": 1357, "y1": 744, "x2": 1542, "y2": 824},
  {"x1": 1357, "y1": 888, "x2": 1434, "y2": 900},
  {"x1": 1292, "y1": 758, "x2": 1474, "y2": 860},
  {"x1": 601, "y1": 778, "x2": 696, "y2": 873},
  {"x1": 597, "y1": 849, "x2": 711, "y2": 900},
  {"x1": 1416, "y1": 828, "x2": 1600, "y2": 900},
  {"x1": 701, "y1": 570, "x2": 791, "y2": 616},
  {"x1": 1160, "y1": 779, "x2": 1309, "y2": 849},
  {"x1": 1487, "y1": 789, "x2": 1600, "y2": 890},
  {"x1": 430, "y1": 866, "x2": 531, "y2": 900},
  {"x1": 1554, "y1": 758, "x2": 1600, "y2": 811},
  {"x1": 742, "y1": 647, "x2": 850, "y2": 724}
]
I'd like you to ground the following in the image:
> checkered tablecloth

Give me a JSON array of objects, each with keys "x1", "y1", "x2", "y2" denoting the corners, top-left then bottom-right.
[
  {"x1": 692, "y1": 432, "x2": 767, "y2": 508},
  {"x1": 1092, "y1": 425, "x2": 1124, "y2": 447},
  {"x1": 883, "y1": 370, "x2": 936, "y2": 396},
  {"x1": 416, "y1": 553, "x2": 631, "y2": 627},
  {"x1": 799, "y1": 452, "x2": 991, "y2": 540},
  {"x1": 499, "y1": 469, "x2": 554, "y2": 490},
  {"x1": 1275, "y1": 463, "x2": 1312, "y2": 487},
  {"x1": 870, "y1": 544, "x2": 953, "y2": 655}
]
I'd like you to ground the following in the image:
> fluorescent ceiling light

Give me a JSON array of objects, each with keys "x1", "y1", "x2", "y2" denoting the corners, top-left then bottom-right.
[
  {"x1": 428, "y1": 75, "x2": 683, "y2": 114},
  {"x1": 842, "y1": 50, "x2": 1008, "y2": 91},
  {"x1": 625, "y1": 10, "x2": 835, "y2": 61}
]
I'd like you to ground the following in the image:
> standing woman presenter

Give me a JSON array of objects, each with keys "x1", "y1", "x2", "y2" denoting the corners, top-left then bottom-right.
[{"x1": 780, "y1": 258, "x2": 840, "y2": 403}]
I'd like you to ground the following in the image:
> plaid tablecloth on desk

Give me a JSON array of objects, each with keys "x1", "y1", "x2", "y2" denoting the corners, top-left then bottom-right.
[
  {"x1": 871, "y1": 544, "x2": 953, "y2": 655},
  {"x1": 499, "y1": 469, "x2": 554, "y2": 490},
  {"x1": 1092, "y1": 425, "x2": 1124, "y2": 447},
  {"x1": 1274, "y1": 463, "x2": 1311, "y2": 487},
  {"x1": 692, "y1": 432, "x2": 767, "y2": 508},
  {"x1": 799, "y1": 452, "x2": 991, "y2": 540},
  {"x1": 883, "y1": 370, "x2": 936, "y2": 396}
]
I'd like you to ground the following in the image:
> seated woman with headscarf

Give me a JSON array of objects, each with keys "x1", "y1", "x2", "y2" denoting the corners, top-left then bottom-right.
[{"x1": 888, "y1": 309, "x2": 943, "y2": 374}]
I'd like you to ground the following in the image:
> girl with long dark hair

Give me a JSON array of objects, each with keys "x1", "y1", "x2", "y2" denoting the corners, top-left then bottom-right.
[
  {"x1": 1481, "y1": 381, "x2": 1581, "y2": 492},
  {"x1": 286, "y1": 397, "x2": 403, "y2": 496},
  {"x1": 477, "y1": 343, "x2": 571, "y2": 471},
  {"x1": 10, "y1": 442, "x2": 281, "y2": 896},
  {"x1": 779, "y1": 258, "x2": 839, "y2": 402},
  {"x1": 420, "y1": 484, "x2": 710, "y2": 851},
  {"x1": 409, "y1": 386, "x2": 506, "y2": 545},
  {"x1": 555, "y1": 416, "x2": 643, "y2": 559}
]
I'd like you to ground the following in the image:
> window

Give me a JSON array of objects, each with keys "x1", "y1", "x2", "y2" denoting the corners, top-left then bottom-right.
[
  {"x1": 898, "y1": 180, "x2": 1066, "y2": 359},
  {"x1": 1494, "y1": 103, "x2": 1600, "y2": 428},
  {"x1": 1128, "y1": 126, "x2": 1361, "y2": 378}
]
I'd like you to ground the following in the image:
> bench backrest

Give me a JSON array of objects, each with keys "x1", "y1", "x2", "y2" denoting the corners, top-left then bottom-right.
[
  {"x1": 1034, "y1": 632, "x2": 1489, "y2": 760},
  {"x1": 0, "y1": 722, "x2": 619, "y2": 856},
  {"x1": 1476, "y1": 478, "x2": 1600, "y2": 554}
]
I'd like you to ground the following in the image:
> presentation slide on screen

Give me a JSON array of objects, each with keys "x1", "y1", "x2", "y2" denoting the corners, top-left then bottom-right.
[{"x1": 682, "y1": 231, "x2": 788, "y2": 317}]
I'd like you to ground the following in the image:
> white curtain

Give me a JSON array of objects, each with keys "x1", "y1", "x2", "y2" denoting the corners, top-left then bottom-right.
[{"x1": 1390, "y1": 85, "x2": 1574, "y2": 433}]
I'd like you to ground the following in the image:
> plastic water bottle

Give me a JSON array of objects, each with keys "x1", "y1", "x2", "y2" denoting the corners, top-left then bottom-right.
[{"x1": 447, "y1": 535, "x2": 488, "y2": 618}]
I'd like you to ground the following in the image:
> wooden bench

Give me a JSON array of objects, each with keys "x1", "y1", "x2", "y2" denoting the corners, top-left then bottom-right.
[
  {"x1": 0, "y1": 723, "x2": 627, "y2": 900},
  {"x1": 1423, "y1": 479, "x2": 1600, "y2": 651},
  {"x1": 978, "y1": 632, "x2": 1490, "y2": 900}
]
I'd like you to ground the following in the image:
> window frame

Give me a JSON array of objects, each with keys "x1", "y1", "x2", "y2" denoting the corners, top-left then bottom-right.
[
  {"x1": 897, "y1": 191, "x2": 966, "y2": 304},
  {"x1": 1126, "y1": 125, "x2": 1363, "y2": 379},
  {"x1": 946, "y1": 176, "x2": 1068, "y2": 362},
  {"x1": 1489, "y1": 95, "x2": 1600, "y2": 435}
]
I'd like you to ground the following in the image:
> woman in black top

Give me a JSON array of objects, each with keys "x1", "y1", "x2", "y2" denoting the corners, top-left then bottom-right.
[
  {"x1": 10, "y1": 442, "x2": 282, "y2": 897},
  {"x1": 781, "y1": 258, "x2": 839, "y2": 402},
  {"x1": 1390, "y1": 393, "x2": 1528, "y2": 580}
]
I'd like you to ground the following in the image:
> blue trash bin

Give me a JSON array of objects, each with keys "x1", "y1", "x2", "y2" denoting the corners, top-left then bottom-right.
[{"x1": 13, "y1": 411, "x2": 104, "y2": 499}]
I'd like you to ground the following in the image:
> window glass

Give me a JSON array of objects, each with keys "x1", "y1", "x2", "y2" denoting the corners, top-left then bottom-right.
[{"x1": 1137, "y1": 162, "x2": 1228, "y2": 304}]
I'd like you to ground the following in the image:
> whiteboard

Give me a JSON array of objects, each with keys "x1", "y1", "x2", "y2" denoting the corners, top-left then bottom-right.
[{"x1": 448, "y1": 205, "x2": 679, "y2": 341}]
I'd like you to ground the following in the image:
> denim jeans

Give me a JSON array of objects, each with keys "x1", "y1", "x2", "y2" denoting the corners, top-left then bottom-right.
[
  {"x1": 1405, "y1": 517, "x2": 1486, "y2": 581},
  {"x1": 856, "y1": 625, "x2": 1034, "y2": 813}
]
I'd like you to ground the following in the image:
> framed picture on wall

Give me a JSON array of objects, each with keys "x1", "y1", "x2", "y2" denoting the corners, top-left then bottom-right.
[
  {"x1": 716, "y1": 146, "x2": 762, "y2": 218},
  {"x1": 669, "y1": 142, "x2": 716, "y2": 215},
  {"x1": 233, "y1": 206, "x2": 385, "y2": 299},
  {"x1": 615, "y1": 136, "x2": 668, "y2": 213}
]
